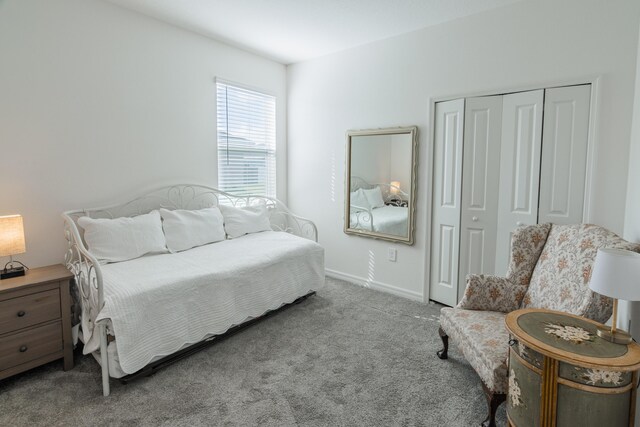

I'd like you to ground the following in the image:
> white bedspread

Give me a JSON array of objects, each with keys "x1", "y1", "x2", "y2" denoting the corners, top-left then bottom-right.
[
  {"x1": 84, "y1": 231, "x2": 324, "y2": 375},
  {"x1": 350, "y1": 206, "x2": 408, "y2": 236}
]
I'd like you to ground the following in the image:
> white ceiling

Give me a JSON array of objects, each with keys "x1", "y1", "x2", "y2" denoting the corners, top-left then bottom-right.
[{"x1": 105, "y1": 0, "x2": 525, "y2": 64}]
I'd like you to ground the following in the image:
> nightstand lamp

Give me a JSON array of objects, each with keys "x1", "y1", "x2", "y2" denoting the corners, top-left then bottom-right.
[
  {"x1": 0, "y1": 214, "x2": 27, "y2": 279},
  {"x1": 589, "y1": 248, "x2": 640, "y2": 344}
]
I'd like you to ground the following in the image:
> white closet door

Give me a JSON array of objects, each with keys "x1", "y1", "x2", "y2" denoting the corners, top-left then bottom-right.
[
  {"x1": 538, "y1": 85, "x2": 591, "y2": 225},
  {"x1": 430, "y1": 99, "x2": 464, "y2": 306},
  {"x1": 457, "y1": 96, "x2": 503, "y2": 301},
  {"x1": 495, "y1": 90, "x2": 544, "y2": 276}
]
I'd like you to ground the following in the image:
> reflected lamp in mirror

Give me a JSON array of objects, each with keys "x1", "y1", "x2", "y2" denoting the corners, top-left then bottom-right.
[
  {"x1": 345, "y1": 126, "x2": 418, "y2": 245},
  {"x1": 589, "y1": 248, "x2": 640, "y2": 344},
  {"x1": 0, "y1": 214, "x2": 27, "y2": 279},
  {"x1": 390, "y1": 181, "x2": 401, "y2": 196}
]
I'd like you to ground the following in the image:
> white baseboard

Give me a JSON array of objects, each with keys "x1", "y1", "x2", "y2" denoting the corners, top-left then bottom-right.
[{"x1": 325, "y1": 268, "x2": 423, "y2": 302}]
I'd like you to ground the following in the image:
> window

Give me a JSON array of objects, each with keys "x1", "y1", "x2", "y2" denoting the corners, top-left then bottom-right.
[{"x1": 216, "y1": 81, "x2": 276, "y2": 198}]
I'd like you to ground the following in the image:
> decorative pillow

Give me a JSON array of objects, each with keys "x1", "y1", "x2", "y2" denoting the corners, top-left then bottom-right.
[
  {"x1": 350, "y1": 188, "x2": 370, "y2": 211},
  {"x1": 218, "y1": 204, "x2": 272, "y2": 239},
  {"x1": 78, "y1": 210, "x2": 167, "y2": 263},
  {"x1": 457, "y1": 275, "x2": 527, "y2": 313},
  {"x1": 160, "y1": 207, "x2": 225, "y2": 252},
  {"x1": 363, "y1": 187, "x2": 385, "y2": 209}
]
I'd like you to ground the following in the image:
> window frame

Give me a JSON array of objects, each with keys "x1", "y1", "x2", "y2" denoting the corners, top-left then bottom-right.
[{"x1": 215, "y1": 78, "x2": 277, "y2": 199}]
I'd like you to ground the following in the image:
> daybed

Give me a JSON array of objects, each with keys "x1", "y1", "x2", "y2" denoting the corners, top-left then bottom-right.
[{"x1": 63, "y1": 184, "x2": 324, "y2": 396}]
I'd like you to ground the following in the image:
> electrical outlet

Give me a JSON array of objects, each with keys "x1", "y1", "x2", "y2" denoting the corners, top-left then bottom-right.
[{"x1": 388, "y1": 247, "x2": 397, "y2": 262}]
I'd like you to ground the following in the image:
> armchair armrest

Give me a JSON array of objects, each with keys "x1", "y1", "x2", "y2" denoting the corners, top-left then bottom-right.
[{"x1": 456, "y1": 274, "x2": 527, "y2": 313}]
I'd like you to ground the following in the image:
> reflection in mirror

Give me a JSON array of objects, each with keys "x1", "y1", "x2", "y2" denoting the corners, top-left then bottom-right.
[{"x1": 345, "y1": 127, "x2": 417, "y2": 245}]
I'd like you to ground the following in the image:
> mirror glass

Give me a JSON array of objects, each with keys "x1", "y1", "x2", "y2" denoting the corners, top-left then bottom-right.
[{"x1": 345, "y1": 127, "x2": 417, "y2": 245}]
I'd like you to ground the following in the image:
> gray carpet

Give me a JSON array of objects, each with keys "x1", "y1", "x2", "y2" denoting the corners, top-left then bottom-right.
[{"x1": 0, "y1": 278, "x2": 506, "y2": 426}]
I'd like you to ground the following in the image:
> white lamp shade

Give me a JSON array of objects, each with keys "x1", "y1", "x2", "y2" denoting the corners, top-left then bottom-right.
[
  {"x1": 0, "y1": 215, "x2": 26, "y2": 257},
  {"x1": 589, "y1": 248, "x2": 640, "y2": 301},
  {"x1": 390, "y1": 181, "x2": 401, "y2": 195}
]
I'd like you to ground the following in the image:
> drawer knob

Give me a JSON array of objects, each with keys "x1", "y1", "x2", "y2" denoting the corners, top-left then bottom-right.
[
  {"x1": 19, "y1": 345, "x2": 28, "y2": 353},
  {"x1": 17, "y1": 310, "x2": 26, "y2": 317}
]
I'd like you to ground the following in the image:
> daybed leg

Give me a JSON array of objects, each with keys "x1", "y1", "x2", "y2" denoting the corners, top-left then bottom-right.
[
  {"x1": 480, "y1": 383, "x2": 505, "y2": 427},
  {"x1": 436, "y1": 326, "x2": 449, "y2": 360},
  {"x1": 100, "y1": 324, "x2": 110, "y2": 397}
]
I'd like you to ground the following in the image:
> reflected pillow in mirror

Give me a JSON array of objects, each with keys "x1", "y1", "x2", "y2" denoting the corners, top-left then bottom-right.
[
  {"x1": 363, "y1": 187, "x2": 385, "y2": 209},
  {"x1": 350, "y1": 188, "x2": 370, "y2": 212}
]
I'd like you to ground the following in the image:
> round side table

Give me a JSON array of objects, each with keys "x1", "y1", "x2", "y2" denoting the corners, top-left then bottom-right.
[{"x1": 505, "y1": 308, "x2": 640, "y2": 427}]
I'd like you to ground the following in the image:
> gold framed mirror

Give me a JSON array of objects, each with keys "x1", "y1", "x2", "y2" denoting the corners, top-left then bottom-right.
[{"x1": 344, "y1": 126, "x2": 418, "y2": 245}]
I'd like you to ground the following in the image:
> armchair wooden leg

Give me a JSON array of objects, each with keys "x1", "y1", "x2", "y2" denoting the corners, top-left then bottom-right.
[
  {"x1": 436, "y1": 326, "x2": 449, "y2": 360},
  {"x1": 481, "y1": 383, "x2": 506, "y2": 427}
]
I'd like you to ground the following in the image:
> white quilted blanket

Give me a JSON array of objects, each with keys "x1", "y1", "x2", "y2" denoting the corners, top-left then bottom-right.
[{"x1": 83, "y1": 231, "x2": 324, "y2": 374}]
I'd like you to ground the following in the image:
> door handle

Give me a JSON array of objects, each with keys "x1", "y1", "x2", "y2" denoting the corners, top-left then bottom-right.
[
  {"x1": 516, "y1": 221, "x2": 524, "y2": 226},
  {"x1": 472, "y1": 216, "x2": 478, "y2": 222}
]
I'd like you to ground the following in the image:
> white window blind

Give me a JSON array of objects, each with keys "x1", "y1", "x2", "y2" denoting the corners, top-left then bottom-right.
[{"x1": 217, "y1": 81, "x2": 276, "y2": 198}]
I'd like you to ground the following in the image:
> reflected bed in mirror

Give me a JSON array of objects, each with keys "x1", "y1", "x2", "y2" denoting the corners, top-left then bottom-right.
[{"x1": 344, "y1": 126, "x2": 418, "y2": 245}]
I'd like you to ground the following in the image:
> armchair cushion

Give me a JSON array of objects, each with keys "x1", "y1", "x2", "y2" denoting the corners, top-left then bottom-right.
[
  {"x1": 440, "y1": 307, "x2": 509, "y2": 394},
  {"x1": 457, "y1": 275, "x2": 526, "y2": 313}
]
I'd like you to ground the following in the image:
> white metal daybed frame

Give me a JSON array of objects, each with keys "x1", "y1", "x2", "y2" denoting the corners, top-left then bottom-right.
[{"x1": 62, "y1": 184, "x2": 318, "y2": 396}]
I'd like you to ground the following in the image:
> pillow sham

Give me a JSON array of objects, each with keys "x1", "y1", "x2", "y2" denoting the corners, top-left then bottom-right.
[
  {"x1": 77, "y1": 210, "x2": 167, "y2": 263},
  {"x1": 160, "y1": 207, "x2": 226, "y2": 252},
  {"x1": 363, "y1": 186, "x2": 385, "y2": 209},
  {"x1": 218, "y1": 204, "x2": 272, "y2": 239},
  {"x1": 350, "y1": 188, "x2": 370, "y2": 212}
]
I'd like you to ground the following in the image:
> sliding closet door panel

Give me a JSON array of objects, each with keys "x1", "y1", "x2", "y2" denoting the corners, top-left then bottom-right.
[
  {"x1": 495, "y1": 90, "x2": 544, "y2": 275},
  {"x1": 458, "y1": 96, "x2": 503, "y2": 302},
  {"x1": 538, "y1": 85, "x2": 591, "y2": 225},
  {"x1": 430, "y1": 99, "x2": 464, "y2": 306}
]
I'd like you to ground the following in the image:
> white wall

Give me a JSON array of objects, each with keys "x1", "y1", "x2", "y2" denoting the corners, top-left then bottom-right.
[
  {"x1": 288, "y1": 0, "x2": 640, "y2": 300},
  {"x1": 351, "y1": 135, "x2": 392, "y2": 185},
  {"x1": 389, "y1": 134, "x2": 412, "y2": 195},
  {"x1": 0, "y1": 0, "x2": 287, "y2": 268},
  {"x1": 350, "y1": 134, "x2": 412, "y2": 194},
  {"x1": 623, "y1": 17, "x2": 640, "y2": 345},
  {"x1": 620, "y1": 26, "x2": 640, "y2": 423}
]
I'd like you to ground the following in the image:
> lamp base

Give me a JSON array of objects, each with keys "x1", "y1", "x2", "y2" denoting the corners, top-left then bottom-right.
[
  {"x1": 596, "y1": 325, "x2": 633, "y2": 345},
  {"x1": 1, "y1": 266, "x2": 25, "y2": 280}
]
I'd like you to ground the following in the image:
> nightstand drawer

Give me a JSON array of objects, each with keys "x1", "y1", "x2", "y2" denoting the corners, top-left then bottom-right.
[
  {"x1": 0, "y1": 322, "x2": 63, "y2": 370},
  {"x1": 0, "y1": 289, "x2": 61, "y2": 335}
]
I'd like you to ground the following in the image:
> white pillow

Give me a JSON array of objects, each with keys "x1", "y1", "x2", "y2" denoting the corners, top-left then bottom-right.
[
  {"x1": 78, "y1": 210, "x2": 167, "y2": 263},
  {"x1": 350, "y1": 188, "x2": 370, "y2": 212},
  {"x1": 218, "y1": 204, "x2": 272, "y2": 239},
  {"x1": 363, "y1": 187, "x2": 385, "y2": 209},
  {"x1": 160, "y1": 207, "x2": 226, "y2": 252}
]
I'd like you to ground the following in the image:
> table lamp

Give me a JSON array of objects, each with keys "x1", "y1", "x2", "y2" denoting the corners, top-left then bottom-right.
[
  {"x1": 0, "y1": 215, "x2": 27, "y2": 280},
  {"x1": 589, "y1": 248, "x2": 640, "y2": 344}
]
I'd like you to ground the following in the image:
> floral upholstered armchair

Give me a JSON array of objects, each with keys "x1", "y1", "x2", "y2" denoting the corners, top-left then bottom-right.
[{"x1": 436, "y1": 224, "x2": 640, "y2": 427}]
